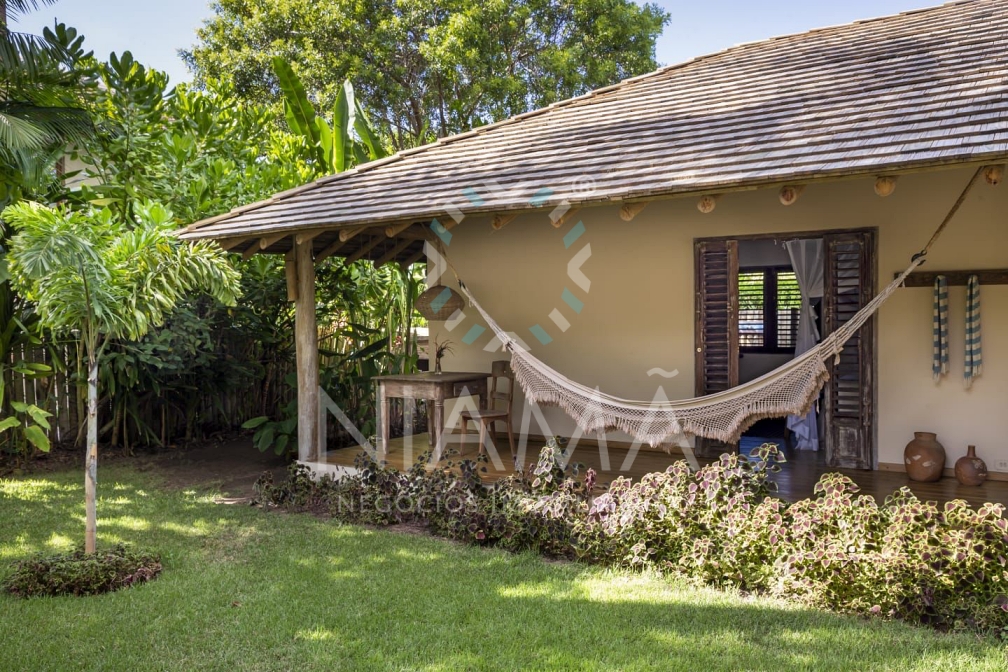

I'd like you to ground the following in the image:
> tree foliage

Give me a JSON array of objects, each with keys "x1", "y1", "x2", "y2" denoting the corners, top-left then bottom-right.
[
  {"x1": 3, "y1": 201, "x2": 240, "y2": 348},
  {"x1": 183, "y1": 0, "x2": 669, "y2": 147},
  {"x1": 1, "y1": 6, "x2": 93, "y2": 197},
  {"x1": 272, "y1": 56, "x2": 388, "y2": 176},
  {"x1": 71, "y1": 51, "x2": 312, "y2": 224}
]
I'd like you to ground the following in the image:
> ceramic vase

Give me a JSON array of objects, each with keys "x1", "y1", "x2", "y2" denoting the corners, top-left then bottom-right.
[
  {"x1": 904, "y1": 431, "x2": 946, "y2": 482},
  {"x1": 954, "y1": 445, "x2": 988, "y2": 486}
]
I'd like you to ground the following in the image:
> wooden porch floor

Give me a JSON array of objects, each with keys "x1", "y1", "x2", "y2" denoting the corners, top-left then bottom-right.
[{"x1": 322, "y1": 433, "x2": 1008, "y2": 508}]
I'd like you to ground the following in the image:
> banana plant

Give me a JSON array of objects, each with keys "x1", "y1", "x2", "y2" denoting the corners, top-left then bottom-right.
[{"x1": 272, "y1": 57, "x2": 387, "y2": 175}]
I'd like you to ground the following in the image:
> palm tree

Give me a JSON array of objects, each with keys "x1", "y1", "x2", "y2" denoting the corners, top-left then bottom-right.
[
  {"x1": 2, "y1": 199, "x2": 241, "y2": 552},
  {"x1": 1, "y1": 0, "x2": 93, "y2": 193}
]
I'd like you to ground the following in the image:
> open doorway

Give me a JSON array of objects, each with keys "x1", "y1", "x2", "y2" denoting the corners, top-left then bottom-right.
[
  {"x1": 694, "y1": 230, "x2": 877, "y2": 470},
  {"x1": 737, "y1": 239, "x2": 814, "y2": 456}
]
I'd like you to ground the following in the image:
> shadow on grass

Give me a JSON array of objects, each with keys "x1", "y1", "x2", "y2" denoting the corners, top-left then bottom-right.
[{"x1": 1, "y1": 467, "x2": 1005, "y2": 672}]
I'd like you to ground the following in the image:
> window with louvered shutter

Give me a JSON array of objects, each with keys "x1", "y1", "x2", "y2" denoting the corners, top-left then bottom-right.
[
  {"x1": 738, "y1": 271, "x2": 764, "y2": 348},
  {"x1": 738, "y1": 267, "x2": 801, "y2": 353},
  {"x1": 776, "y1": 271, "x2": 801, "y2": 349}
]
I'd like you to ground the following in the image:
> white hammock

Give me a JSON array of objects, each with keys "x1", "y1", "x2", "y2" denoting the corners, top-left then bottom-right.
[{"x1": 457, "y1": 256, "x2": 924, "y2": 447}]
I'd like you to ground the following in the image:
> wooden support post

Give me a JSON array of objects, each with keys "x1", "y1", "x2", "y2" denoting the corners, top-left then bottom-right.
[
  {"x1": 372, "y1": 238, "x2": 414, "y2": 267},
  {"x1": 315, "y1": 239, "x2": 346, "y2": 263},
  {"x1": 778, "y1": 184, "x2": 804, "y2": 206},
  {"x1": 259, "y1": 232, "x2": 288, "y2": 250},
  {"x1": 339, "y1": 223, "x2": 372, "y2": 242},
  {"x1": 284, "y1": 249, "x2": 298, "y2": 301},
  {"x1": 294, "y1": 240, "x2": 320, "y2": 462},
  {"x1": 619, "y1": 201, "x2": 648, "y2": 221},
  {"x1": 345, "y1": 236, "x2": 384, "y2": 264},
  {"x1": 491, "y1": 213, "x2": 518, "y2": 230}
]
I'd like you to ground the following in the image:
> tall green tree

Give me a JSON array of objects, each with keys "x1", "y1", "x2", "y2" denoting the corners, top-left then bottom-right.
[
  {"x1": 183, "y1": 0, "x2": 668, "y2": 148},
  {"x1": 2, "y1": 200, "x2": 240, "y2": 552}
]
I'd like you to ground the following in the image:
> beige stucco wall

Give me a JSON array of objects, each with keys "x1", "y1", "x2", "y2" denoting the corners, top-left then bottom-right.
[{"x1": 432, "y1": 163, "x2": 1008, "y2": 472}]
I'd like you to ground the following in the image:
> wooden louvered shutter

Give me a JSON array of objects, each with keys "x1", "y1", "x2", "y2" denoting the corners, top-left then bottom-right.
[
  {"x1": 823, "y1": 231, "x2": 876, "y2": 470},
  {"x1": 694, "y1": 240, "x2": 739, "y2": 457}
]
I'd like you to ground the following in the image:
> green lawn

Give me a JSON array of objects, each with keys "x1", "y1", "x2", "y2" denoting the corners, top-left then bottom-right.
[{"x1": 1, "y1": 466, "x2": 1005, "y2": 671}]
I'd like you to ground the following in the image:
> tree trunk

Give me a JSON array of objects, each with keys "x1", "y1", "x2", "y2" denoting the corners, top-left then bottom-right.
[{"x1": 84, "y1": 357, "x2": 98, "y2": 553}]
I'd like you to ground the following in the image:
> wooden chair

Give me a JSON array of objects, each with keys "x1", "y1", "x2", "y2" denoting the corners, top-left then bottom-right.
[{"x1": 460, "y1": 360, "x2": 516, "y2": 457}]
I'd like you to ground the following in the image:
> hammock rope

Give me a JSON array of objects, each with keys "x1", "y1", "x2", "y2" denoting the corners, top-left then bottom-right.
[{"x1": 446, "y1": 168, "x2": 984, "y2": 448}]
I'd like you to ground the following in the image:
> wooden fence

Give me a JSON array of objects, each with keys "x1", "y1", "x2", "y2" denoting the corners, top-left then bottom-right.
[
  {"x1": 4, "y1": 340, "x2": 297, "y2": 450},
  {"x1": 4, "y1": 342, "x2": 81, "y2": 445},
  {"x1": 4, "y1": 326, "x2": 418, "y2": 451}
]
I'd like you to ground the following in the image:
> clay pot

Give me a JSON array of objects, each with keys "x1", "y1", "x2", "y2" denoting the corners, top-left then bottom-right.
[
  {"x1": 904, "y1": 432, "x2": 946, "y2": 482},
  {"x1": 954, "y1": 445, "x2": 988, "y2": 486}
]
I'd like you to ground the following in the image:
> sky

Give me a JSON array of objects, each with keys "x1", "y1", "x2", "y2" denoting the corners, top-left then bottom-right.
[{"x1": 21, "y1": 0, "x2": 941, "y2": 88}]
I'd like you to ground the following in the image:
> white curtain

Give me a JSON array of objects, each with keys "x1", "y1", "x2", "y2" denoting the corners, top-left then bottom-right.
[{"x1": 785, "y1": 239, "x2": 824, "y2": 451}]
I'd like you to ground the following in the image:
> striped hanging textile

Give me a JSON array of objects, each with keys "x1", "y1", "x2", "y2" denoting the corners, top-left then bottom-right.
[
  {"x1": 933, "y1": 275, "x2": 949, "y2": 380},
  {"x1": 965, "y1": 274, "x2": 982, "y2": 388}
]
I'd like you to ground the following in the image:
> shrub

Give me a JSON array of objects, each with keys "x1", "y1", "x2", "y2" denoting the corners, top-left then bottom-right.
[
  {"x1": 4, "y1": 545, "x2": 162, "y2": 598},
  {"x1": 254, "y1": 441, "x2": 1008, "y2": 637}
]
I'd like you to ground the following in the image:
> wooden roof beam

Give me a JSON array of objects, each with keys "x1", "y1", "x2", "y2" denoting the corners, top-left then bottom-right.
[
  {"x1": 550, "y1": 207, "x2": 580, "y2": 229},
  {"x1": 296, "y1": 229, "x2": 325, "y2": 245},
  {"x1": 339, "y1": 223, "x2": 374, "y2": 242},
  {"x1": 259, "y1": 232, "x2": 288, "y2": 250},
  {"x1": 779, "y1": 184, "x2": 805, "y2": 205},
  {"x1": 372, "y1": 239, "x2": 414, "y2": 267},
  {"x1": 315, "y1": 239, "x2": 346, "y2": 263},
  {"x1": 345, "y1": 236, "x2": 384, "y2": 264},
  {"x1": 241, "y1": 241, "x2": 260, "y2": 260},
  {"x1": 400, "y1": 248, "x2": 426, "y2": 271},
  {"x1": 874, "y1": 176, "x2": 898, "y2": 197},
  {"x1": 219, "y1": 237, "x2": 250, "y2": 252},
  {"x1": 697, "y1": 194, "x2": 719, "y2": 213},
  {"x1": 385, "y1": 221, "x2": 414, "y2": 238},
  {"x1": 619, "y1": 202, "x2": 648, "y2": 221},
  {"x1": 984, "y1": 164, "x2": 1004, "y2": 186},
  {"x1": 491, "y1": 213, "x2": 518, "y2": 230}
]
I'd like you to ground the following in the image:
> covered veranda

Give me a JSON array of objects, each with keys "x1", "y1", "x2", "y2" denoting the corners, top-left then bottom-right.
[{"x1": 176, "y1": 19, "x2": 1008, "y2": 509}]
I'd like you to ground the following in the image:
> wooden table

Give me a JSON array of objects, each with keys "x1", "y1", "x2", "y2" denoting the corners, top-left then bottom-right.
[{"x1": 375, "y1": 372, "x2": 488, "y2": 458}]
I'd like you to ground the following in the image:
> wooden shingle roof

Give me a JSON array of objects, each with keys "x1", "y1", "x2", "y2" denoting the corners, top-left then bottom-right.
[{"x1": 181, "y1": 0, "x2": 1008, "y2": 260}]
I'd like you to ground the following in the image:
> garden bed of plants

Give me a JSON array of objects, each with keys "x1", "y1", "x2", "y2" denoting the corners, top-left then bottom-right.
[
  {"x1": 254, "y1": 442, "x2": 1008, "y2": 637},
  {"x1": 4, "y1": 544, "x2": 162, "y2": 598}
]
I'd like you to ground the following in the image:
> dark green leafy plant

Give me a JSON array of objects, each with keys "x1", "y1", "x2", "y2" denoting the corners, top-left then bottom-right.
[{"x1": 4, "y1": 544, "x2": 161, "y2": 598}]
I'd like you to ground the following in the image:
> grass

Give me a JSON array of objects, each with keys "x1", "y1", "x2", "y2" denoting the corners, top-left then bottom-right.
[{"x1": 1, "y1": 466, "x2": 1006, "y2": 671}]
